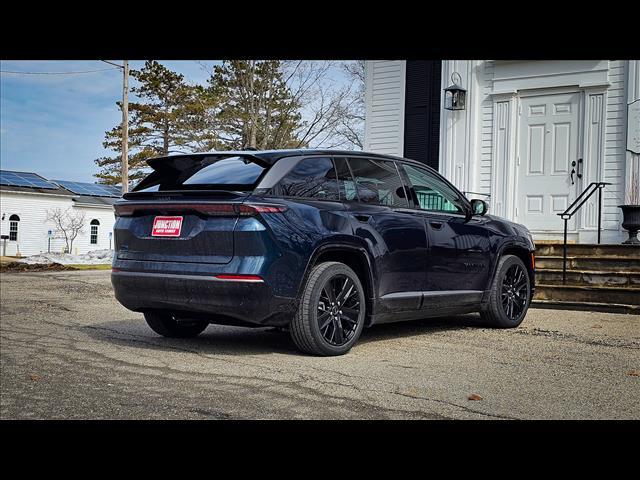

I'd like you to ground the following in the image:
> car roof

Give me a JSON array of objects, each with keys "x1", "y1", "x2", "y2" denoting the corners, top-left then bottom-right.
[{"x1": 147, "y1": 149, "x2": 437, "y2": 173}]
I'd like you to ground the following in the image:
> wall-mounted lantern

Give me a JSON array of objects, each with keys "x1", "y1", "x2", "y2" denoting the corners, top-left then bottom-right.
[{"x1": 444, "y1": 72, "x2": 466, "y2": 111}]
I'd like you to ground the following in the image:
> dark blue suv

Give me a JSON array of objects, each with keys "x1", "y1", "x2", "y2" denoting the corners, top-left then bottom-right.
[{"x1": 111, "y1": 150, "x2": 535, "y2": 355}]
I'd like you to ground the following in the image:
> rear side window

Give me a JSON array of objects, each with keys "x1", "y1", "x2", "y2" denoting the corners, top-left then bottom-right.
[
  {"x1": 347, "y1": 158, "x2": 408, "y2": 207},
  {"x1": 270, "y1": 157, "x2": 339, "y2": 200},
  {"x1": 135, "y1": 155, "x2": 267, "y2": 192},
  {"x1": 334, "y1": 158, "x2": 358, "y2": 201}
]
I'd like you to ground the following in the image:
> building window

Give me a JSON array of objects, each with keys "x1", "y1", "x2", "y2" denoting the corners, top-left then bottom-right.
[
  {"x1": 90, "y1": 219, "x2": 100, "y2": 245},
  {"x1": 9, "y1": 214, "x2": 20, "y2": 241}
]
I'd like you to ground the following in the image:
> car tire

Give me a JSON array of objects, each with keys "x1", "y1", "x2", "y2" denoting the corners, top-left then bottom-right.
[
  {"x1": 290, "y1": 261, "x2": 366, "y2": 356},
  {"x1": 480, "y1": 254, "x2": 532, "y2": 328},
  {"x1": 144, "y1": 311, "x2": 209, "y2": 338}
]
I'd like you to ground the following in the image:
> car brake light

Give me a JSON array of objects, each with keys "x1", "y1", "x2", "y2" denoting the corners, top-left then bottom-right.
[
  {"x1": 214, "y1": 274, "x2": 264, "y2": 283},
  {"x1": 531, "y1": 252, "x2": 535, "y2": 270},
  {"x1": 114, "y1": 203, "x2": 286, "y2": 217}
]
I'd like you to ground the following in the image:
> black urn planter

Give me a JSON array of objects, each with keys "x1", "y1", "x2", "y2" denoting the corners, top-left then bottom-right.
[{"x1": 619, "y1": 205, "x2": 640, "y2": 245}]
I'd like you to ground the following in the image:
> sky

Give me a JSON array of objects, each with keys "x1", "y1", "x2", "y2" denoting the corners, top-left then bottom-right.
[{"x1": 0, "y1": 60, "x2": 350, "y2": 183}]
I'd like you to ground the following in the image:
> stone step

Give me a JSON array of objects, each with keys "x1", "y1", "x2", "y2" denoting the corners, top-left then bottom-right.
[
  {"x1": 535, "y1": 256, "x2": 640, "y2": 272},
  {"x1": 535, "y1": 269, "x2": 640, "y2": 287},
  {"x1": 534, "y1": 243, "x2": 640, "y2": 258},
  {"x1": 534, "y1": 284, "x2": 640, "y2": 306},
  {"x1": 531, "y1": 299, "x2": 640, "y2": 315}
]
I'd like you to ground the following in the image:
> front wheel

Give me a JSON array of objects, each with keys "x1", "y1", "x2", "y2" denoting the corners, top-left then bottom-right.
[
  {"x1": 480, "y1": 254, "x2": 531, "y2": 328},
  {"x1": 144, "y1": 311, "x2": 209, "y2": 338},
  {"x1": 290, "y1": 262, "x2": 366, "y2": 356}
]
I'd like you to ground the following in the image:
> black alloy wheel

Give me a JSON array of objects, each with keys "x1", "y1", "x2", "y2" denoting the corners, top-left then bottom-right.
[
  {"x1": 317, "y1": 274, "x2": 361, "y2": 346},
  {"x1": 501, "y1": 263, "x2": 529, "y2": 321}
]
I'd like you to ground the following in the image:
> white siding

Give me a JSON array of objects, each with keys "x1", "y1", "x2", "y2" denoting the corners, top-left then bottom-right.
[
  {"x1": 602, "y1": 60, "x2": 627, "y2": 233},
  {"x1": 364, "y1": 60, "x2": 406, "y2": 156},
  {"x1": 71, "y1": 204, "x2": 116, "y2": 254},
  {"x1": 478, "y1": 60, "x2": 495, "y2": 196},
  {"x1": 0, "y1": 191, "x2": 115, "y2": 257}
]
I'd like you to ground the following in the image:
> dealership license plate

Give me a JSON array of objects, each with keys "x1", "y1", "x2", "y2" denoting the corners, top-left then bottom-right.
[{"x1": 151, "y1": 216, "x2": 183, "y2": 237}]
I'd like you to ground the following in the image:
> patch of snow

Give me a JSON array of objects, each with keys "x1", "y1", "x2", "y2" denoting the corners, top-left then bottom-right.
[{"x1": 18, "y1": 249, "x2": 113, "y2": 265}]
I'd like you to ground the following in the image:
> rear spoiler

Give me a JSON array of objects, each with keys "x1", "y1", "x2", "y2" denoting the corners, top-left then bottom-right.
[{"x1": 131, "y1": 153, "x2": 269, "y2": 193}]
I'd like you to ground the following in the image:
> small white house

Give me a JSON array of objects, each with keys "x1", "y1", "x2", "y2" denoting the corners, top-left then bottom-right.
[
  {"x1": 364, "y1": 60, "x2": 640, "y2": 243},
  {"x1": 0, "y1": 171, "x2": 119, "y2": 257}
]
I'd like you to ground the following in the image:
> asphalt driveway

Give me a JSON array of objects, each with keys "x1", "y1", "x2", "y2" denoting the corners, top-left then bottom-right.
[{"x1": 1, "y1": 270, "x2": 638, "y2": 419}]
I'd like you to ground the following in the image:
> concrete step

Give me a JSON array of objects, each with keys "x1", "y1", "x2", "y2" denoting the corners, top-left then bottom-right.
[
  {"x1": 531, "y1": 299, "x2": 640, "y2": 315},
  {"x1": 535, "y1": 256, "x2": 640, "y2": 272},
  {"x1": 534, "y1": 284, "x2": 640, "y2": 306},
  {"x1": 536, "y1": 269, "x2": 640, "y2": 287},
  {"x1": 534, "y1": 243, "x2": 640, "y2": 258}
]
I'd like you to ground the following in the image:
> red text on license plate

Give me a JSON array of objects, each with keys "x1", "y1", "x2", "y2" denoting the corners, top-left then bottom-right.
[{"x1": 152, "y1": 216, "x2": 183, "y2": 237}]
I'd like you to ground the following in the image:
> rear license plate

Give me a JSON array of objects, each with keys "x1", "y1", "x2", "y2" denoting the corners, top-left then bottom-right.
[{"x1": 152, "y1": 216, "x2": 183, "y2": 237}]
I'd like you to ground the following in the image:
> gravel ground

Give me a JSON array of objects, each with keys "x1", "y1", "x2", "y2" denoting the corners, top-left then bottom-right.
[{"x1": 0, "y1": 270, "x2": 638, "y2": 420}]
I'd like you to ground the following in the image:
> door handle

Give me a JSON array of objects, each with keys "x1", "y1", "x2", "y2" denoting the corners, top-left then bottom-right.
[
  {"x1": 576, "y1": 158, "x2": 583, "y2": 179},
  {"x1": 429, "y1": 221, "x2": 444, "y2": 230},
  {"x1": 570, "y1": 168, "x2": 575, "y2": 185},
  {"x1": 354, "y1": 214, "x2": 371, "y2": 223}
]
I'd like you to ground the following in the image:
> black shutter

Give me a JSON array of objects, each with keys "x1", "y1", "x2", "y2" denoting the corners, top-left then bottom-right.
[{"x1": 403, "y1": 61, "x2": 442, "y2": 170}]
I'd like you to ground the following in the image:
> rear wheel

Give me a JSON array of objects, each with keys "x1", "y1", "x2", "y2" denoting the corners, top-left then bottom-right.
[
  {"x1": 144, "y1": 311, "x2": 208, "y2": 338},
  {"x1": 290, "y1": 262, "x2": 365, "y2": 356},
  {"x1": 480, "y1": 254, "x2": 531, "y2": 328}
]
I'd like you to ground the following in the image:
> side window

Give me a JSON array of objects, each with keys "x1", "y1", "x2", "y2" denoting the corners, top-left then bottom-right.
[
  {"x1": 347, "y1": 158, "x2": 408, "y2": 207},
  {"x1": 271, "y1": 157, "x2": 339, "y2": 201},
  {"x1": 9, "y1": 214, "x2": 20, "y2": 241},
  {"x1": 90, "y1": 219, "x2": 100, "y2": 245},
  {"x1": 402, "y1": 164, "x2": 465, "y2": 213},
  {"x1": 333, "y1": 157, "x2": 358, "y2": 201}
]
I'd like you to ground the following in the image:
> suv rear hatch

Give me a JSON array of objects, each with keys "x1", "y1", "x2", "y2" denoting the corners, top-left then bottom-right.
[{"x1": 114, "y1": 154, "x2": 274, "y2": 265}]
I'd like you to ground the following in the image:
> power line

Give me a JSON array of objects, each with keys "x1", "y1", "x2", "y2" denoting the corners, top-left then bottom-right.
[
  {"x1": 100, "y1": 60, "x2": 124, "y2": 69},
  {"x1": 0, "y1": 67, "x2": 120, "y2": 75}
]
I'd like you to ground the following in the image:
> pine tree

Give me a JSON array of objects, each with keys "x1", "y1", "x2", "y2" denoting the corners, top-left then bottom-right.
[
  {"x1": 208, "y1": 60, "x2": 303, "y2": 150},
  {"x1": 94, "y1": 61, "x2": 220, "y2": 186}
]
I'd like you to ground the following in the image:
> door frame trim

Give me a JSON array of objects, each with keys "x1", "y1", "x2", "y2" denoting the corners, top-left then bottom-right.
[{"x1": 491, "y1": 85, "x2": 607, "y2": 235}]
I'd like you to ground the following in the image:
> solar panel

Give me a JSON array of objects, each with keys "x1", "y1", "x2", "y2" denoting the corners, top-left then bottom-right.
[
  {"x1": 0, "y1": 170, "x2": 58, "y2": 190},
  {"x1": 53, "y1": 180, "x2": 122, "y2": 198}
]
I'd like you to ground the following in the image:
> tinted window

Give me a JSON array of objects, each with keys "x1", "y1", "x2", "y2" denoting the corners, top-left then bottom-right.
[
  {"x1": 271, "y1": 157, "x2": 339, "y2": 200},
  {"x1": 334, "y1": 157, "x2": 358, "y2": 201},
  {"x1": 347, "y1": 158, "x2": 407, "y2": 207},
  {"x1": 135, "y1": 155, "x2": 266, "y2": 192},
  {"x1": 183, "y1": 156, "x2": 265, "y2": 186},
  {"x1": 402, "y1": 164, "x2": 464, "y2": 213}
]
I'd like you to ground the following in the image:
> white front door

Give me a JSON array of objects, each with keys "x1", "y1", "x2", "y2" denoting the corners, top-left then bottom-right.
[{"x1": 516, "y1": 92, "x2": 581, "y2": 233}]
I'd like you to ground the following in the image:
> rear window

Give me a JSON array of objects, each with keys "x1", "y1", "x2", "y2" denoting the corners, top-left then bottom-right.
[{"x1": 134, "y1": 156, "x2": 267, "y2": 192}]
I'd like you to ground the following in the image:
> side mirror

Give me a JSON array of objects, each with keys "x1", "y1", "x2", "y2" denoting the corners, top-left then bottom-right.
[
  {"x1": 470, "y1": 199, "x2": 489, "y2": 216},
  {"x1": 396, "y1": 186, "x2": 406, "y2": 199}
]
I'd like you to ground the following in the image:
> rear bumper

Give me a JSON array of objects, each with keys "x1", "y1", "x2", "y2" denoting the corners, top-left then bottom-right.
[{"x1": 111, "y1": 270, "x2": 297, "y2": 327}]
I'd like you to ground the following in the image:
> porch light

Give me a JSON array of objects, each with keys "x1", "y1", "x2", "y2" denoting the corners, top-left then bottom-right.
[{"x1": 444, "y1": 72, "x2": 466, "y2": 111}]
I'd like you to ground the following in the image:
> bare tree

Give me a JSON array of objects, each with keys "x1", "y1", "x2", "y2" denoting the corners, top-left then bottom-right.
[
  {"x1": 281, "y1": 60, "x2": 365, "y2": 149},
  {"x1": 46, "y1": 208, "x2": 86, "y2": 254},
  {"x1": 335, "y1": 60, "x2": 365, "y2": 149}
]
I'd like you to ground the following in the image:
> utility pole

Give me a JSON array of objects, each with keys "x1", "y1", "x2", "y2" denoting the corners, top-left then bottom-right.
[{"x1": 121, "y1": 60, "x2": 129, "y2": 193}]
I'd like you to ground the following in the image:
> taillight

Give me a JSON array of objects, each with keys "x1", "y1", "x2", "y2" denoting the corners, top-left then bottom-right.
[
  {"x1": 237, "y1": 204, "x2": 287, "y2": 215},
  {"x1": 531, "y1": 252, "x2": 536, "y2": 270},
  {"x1": 114, "y1": 203, "x2": 286, "y2": 217}
]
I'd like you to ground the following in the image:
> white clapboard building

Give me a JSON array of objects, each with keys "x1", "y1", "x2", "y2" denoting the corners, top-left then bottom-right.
[
  {"x1": 364, "y1": 60, "x2": 640, "y2": 243},
  {"x1": 0, "y1": 170, "x2": 119, "y2": 257}
]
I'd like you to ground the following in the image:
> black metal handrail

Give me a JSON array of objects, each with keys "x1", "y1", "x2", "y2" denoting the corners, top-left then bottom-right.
[{"x1": 557, "y1": 182, "x2": 611, "y2": 284}]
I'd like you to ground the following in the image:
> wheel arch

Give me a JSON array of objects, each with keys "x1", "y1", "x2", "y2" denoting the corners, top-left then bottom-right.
[
  {"x1": 493, "y1": 241, "x2": 536, "y2": 290},
  {"x1": 299, "y1": 243, "x2": 377, "y2": 325}
]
